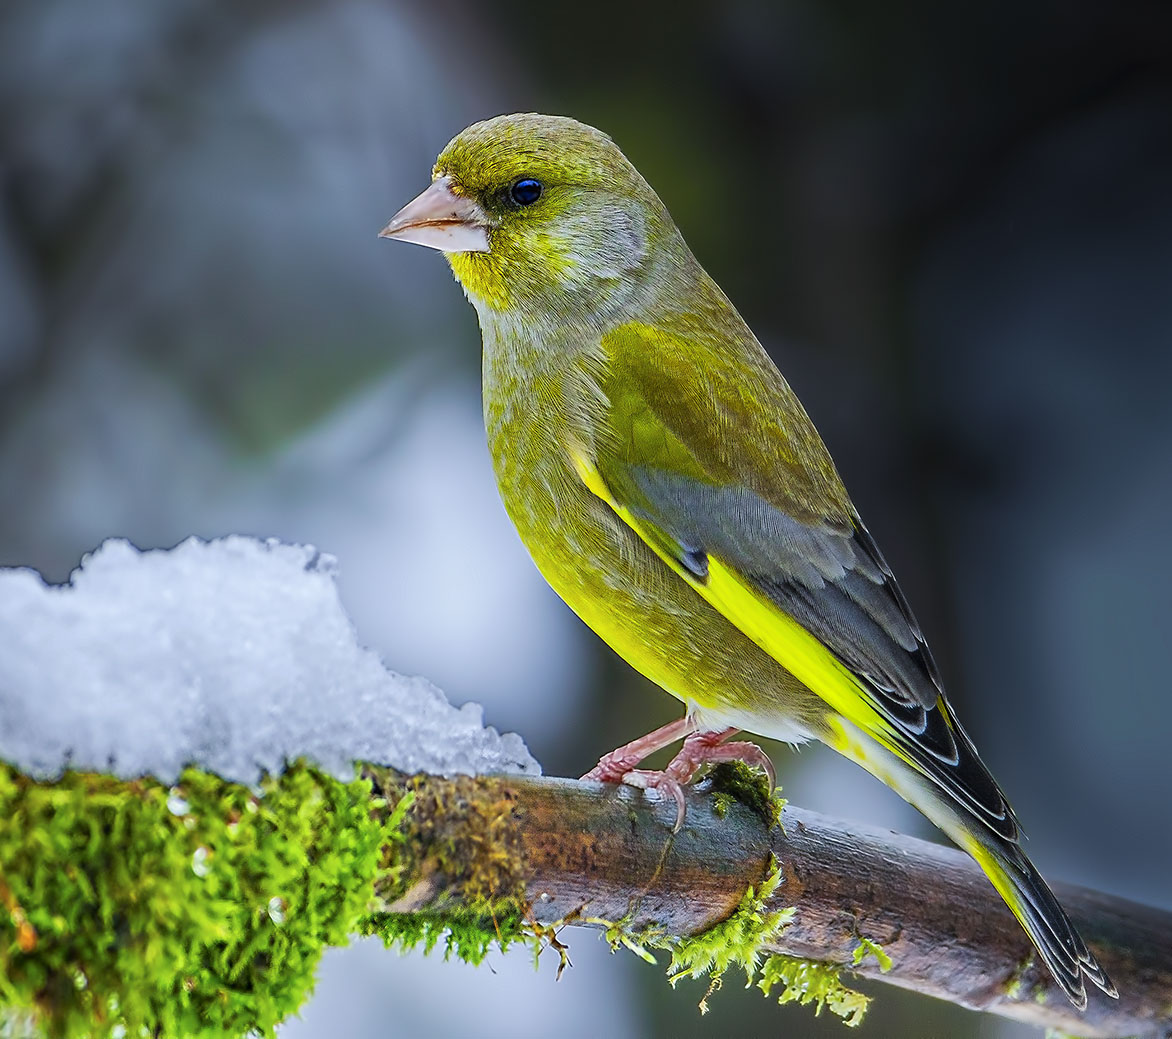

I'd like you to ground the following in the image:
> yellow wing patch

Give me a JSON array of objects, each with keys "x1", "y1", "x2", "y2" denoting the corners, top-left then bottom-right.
[
  {"x1": 568, "y1": 444, "x2": 902, "y2": 748},
  {"x1": 702, "y1": 557, "x2": 896, "y2": 740},
  {"x1": 568, "y1": 442, "x2": 611, "y2": 500}
]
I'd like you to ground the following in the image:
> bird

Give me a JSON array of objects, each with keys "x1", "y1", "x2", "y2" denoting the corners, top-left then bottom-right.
[{"x1": 379, "y1": 112, "x2": 1117, "y2": 1009}]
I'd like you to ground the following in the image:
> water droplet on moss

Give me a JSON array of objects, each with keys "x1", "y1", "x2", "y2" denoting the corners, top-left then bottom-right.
[{"x1": 191, "y1": 846, "x2": 210, "y2": 877}]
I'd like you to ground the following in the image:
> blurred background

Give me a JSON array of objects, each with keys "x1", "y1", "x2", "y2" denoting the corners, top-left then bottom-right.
[{"x1": 1, "y1": 1, "x2": 1169, "y2": 1036}]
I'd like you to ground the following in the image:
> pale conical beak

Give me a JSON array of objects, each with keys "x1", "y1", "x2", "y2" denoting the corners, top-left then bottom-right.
[{"x1": 379, "y1": 176, "x2": 491, "y2": 253}]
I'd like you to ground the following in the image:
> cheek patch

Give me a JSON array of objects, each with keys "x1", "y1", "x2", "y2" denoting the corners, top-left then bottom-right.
[{"x1": 559, "y1": 204, "x2": 647, "y2": 280}]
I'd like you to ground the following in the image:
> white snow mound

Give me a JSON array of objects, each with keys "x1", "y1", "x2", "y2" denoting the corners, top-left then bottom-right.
[{"x1": 0, "y1": 536, "x2": 539, "y2": 783}]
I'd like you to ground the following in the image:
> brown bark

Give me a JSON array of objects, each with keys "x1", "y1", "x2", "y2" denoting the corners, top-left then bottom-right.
[{"x1": 374, "y1": 770, "x2": 1172, "y2": 1037}]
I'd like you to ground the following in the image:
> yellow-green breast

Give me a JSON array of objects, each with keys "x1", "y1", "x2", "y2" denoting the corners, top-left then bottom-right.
[{"x1": 480, "y1": 324, "x2": 825, "y2": 745}]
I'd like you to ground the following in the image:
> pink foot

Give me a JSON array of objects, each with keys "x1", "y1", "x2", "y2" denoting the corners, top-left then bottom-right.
[
  {"x1": 581, "y1": 717, "x2": 694, "y2": 783},
  {"x1": 582, "y1": 723, "x2": 776, "y2": 832},
  {"x1": 665, "y1": 730, "x2": 777, "y2": 791},
  {"x1": 612, "y1": 769, "x2": 688, "y2": 832}
]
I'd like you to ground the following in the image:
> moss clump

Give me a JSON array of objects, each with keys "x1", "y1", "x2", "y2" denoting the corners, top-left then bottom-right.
[
  {"x1": 757, "y1": 954, "x2": 871, "y2": 1027},
  {"x1": 648, "y1": 856, "x2": 872, "y2": 1027},
  {"x1": 704, "y1": 761, "x2": 785, "y2": 829},
  {"x1": 851, "y1": 936, "x2": 892, "y2": 972},
  {"x1": 360, "y1": 770, "x2": 532, "y2": 966},
  {"x1": 570, "y1": 778, "x2": 871, "y2": 1028},
  {"x1": 600, "y1": 853, "x2": 872, "y2": 1026},
  {"x1": 1003, "y1": 953, "x2": 1032, "y2": 1000},
  {"x1": 750, "y1": 935, "x2": 888, "y2": 1028},
  {"x1": 654, "y1": 854, "x2": 793, "y2": 1013},
  {"x1": 0, "y1": 759, "x2": 388, "y2": 1039}
]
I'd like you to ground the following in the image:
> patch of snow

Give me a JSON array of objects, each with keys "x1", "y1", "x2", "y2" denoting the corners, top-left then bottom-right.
[{"x1": 0, "y1": 536, "x2": 539, "y2": 783}]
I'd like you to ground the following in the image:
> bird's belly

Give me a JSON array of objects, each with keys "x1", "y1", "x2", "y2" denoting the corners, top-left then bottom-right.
[{"x1": 492, "y1": 442, "x2": 821, "y2": 742}]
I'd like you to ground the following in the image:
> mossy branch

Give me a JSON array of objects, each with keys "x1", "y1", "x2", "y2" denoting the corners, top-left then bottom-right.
[
  {"x1": 364, "y1": 767, "x2": 1172, "y2": 1039},
  {"x1": 2, "y1": 761, "x2": 1169, "y2": 1038}
]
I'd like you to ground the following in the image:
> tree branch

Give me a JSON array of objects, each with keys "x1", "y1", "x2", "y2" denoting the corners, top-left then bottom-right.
[{"x1": 370, "y1": 770, "x2": 1172, "y2": 1038}]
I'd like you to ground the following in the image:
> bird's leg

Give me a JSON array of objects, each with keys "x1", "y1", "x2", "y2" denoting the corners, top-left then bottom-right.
[
  {"x1": 580, "y1": 716, "x2": 695, "y2": 782},
  {"x1": 581, "y1": 716, "x2": 696, "y2": 829},
  {"x1": 582, "y1": 722, "x2": 775, "y2": 832}
]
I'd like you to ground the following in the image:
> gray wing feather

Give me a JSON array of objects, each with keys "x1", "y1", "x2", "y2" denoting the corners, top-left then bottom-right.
[
  {"x1": 628, "y1": 466, "x2": 1018, "y2": 839},
  {"x1": 632, "y1": 469, "x2": 932, "y2": 706}
]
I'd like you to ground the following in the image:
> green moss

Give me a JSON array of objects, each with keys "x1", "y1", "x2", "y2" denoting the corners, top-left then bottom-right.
[
  {"x1": 359, "y1": 770, "x2": 533, "y2": 966},
  {"x1": 658, "y1": 854, "x2": 792, "y2": 1005},
  {"x1": 0, "y1": 760, "x2": 388, "y2": 1039},
  {"x1": 566, "y1": 778, "x2": 869, "y2": 1028},
  {"x1": 587, "y1": 852, "x2": 869, "y2": 1027},
  {"x1": 364, "y1": 905, "x2": 526, "y2": 967},
  {"x1": 851, "y1": 936, "x2": 892, "y2": 972},
  {"x1": 1003, "y1": 953, "x2": 1032, "y2": 1000},
  {"x1": 757, "y1": 955, "x2": 871, "y2": 1027},
  {"x1": 704, "y1": 761, "x2": 785, "y2": 829}
]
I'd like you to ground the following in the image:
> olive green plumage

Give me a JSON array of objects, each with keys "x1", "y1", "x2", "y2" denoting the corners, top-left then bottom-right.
[{"x1": 385, "y1": 112, "x2": 1115, "y2": 1009}]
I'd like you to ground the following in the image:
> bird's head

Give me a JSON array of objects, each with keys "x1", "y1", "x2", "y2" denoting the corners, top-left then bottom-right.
[{"x1": 381, "y1": 114, "x2": 676, "y2": 326}]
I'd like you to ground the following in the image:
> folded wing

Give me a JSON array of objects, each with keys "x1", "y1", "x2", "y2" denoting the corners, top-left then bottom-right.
[{"x1": 580, "y1": 320, "x2": 1019, "y2": 842}]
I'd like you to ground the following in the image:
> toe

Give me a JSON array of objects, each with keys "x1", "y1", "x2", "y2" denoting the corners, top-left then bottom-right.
[{"x1": 616, "y1": 770, "x2": 688, "y2": 831}]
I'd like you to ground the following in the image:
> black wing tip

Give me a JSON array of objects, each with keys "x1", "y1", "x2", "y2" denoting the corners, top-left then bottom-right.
[
  {"x1": 1083, "y1": 957, "x2": 1119, "y2": 1001},
  {"x1": 1064, "y1": 979, "x2": 1090, "y2": 1012},
  {"x1": 1049, "y1": 957, "x2": 1117, "y2": 1010},
  {"x1": 1004, "y1": 848, "x2": 1120, "y2": 1007}
]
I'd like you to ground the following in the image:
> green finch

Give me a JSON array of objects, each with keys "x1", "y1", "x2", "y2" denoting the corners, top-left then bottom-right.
[{"x1": 380, "y1": 113, "x2": 1116, "y2": 1009}]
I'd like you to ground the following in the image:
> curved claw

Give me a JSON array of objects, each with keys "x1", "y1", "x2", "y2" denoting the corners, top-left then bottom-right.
[{"x1": 618, "y1": 769, "x2": 688, "y2": 832}]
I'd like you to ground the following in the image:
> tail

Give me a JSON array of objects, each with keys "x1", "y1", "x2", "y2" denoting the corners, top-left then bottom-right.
[
  {"x1": 830, "y1": 718, "x2": 1116, "y2": 1008},
  {"x1": 962, "y1": 835, "x2": 1117, "y2": 1009}
]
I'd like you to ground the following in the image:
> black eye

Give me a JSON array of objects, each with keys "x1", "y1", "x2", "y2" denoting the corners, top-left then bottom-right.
[{"x1": 510, "y1": 178, "x2": 543, "y2": 206}]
